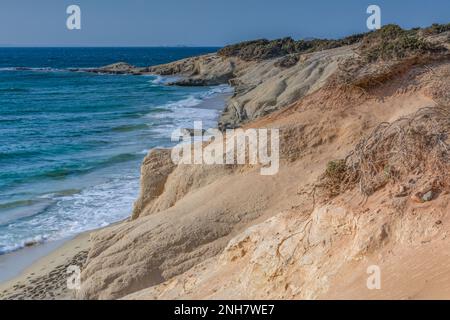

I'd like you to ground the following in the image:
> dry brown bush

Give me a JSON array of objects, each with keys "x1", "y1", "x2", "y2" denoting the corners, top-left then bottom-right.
[{"x1": 321, "y1": 106, "x2": 450, "y2": 197}]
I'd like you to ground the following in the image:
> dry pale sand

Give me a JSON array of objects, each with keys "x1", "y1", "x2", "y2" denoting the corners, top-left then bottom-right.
[{"x1": 0, "y1": 232, "x2": 91, "y2": 300}]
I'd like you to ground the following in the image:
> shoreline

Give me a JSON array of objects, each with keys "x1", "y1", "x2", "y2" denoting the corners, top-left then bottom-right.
[
  {"x1": 0, "y1": 237, "x2": 68, "y2": 284},
  {"x1": 0, "y1": 231, "x2": 91, "y2": 300},
  {"x1": 0, "y1": 84, "x2": 232, "y2": 300}
]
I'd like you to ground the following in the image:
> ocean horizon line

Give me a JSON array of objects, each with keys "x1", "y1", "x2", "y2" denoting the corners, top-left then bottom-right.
[{"x1": 0, "y1": 45, "x2": 223, "y2": 49}]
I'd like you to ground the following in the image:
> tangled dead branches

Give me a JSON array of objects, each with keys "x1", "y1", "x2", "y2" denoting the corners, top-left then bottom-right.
[{"x1": 321, "y1": 106, "x2": 450, "y2": 197}]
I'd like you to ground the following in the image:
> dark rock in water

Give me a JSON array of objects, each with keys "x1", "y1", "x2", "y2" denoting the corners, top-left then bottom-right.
[
  {"x1": 15, "y1": 67, "x2": 33, "y2": 71},
  {"x1": 24, "y1": 240, "x2": 39, "y2": 247},
  {"x1": 168, "y1": 78, "x2": 211, "y2": 86},
  {"x1": 167, "y1": 74, "x2": 233, "y2": 87},
  {"x1": 81, "y1": 62, "x2": 146, "y2": 75}
]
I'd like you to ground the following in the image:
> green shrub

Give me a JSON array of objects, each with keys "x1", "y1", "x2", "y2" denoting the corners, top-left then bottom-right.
[
  {"x1": 218, "y1": 23, "x2": 448, "y2": 62},
  {"x1": 325, "y1": 159, "x2": 347, "y2": 177},
  {"x1": 423, "y1": 23, "x2": 450, "y2": 35},
  {"x1": 359, "y1": 24, "x2": 444, "y2": 62}
]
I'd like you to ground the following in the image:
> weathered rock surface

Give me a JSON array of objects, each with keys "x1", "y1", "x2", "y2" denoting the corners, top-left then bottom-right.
[
  {"x1": 148, "y1": 54, "x2": 245, "y2": 86},
  {"x1": 131, "y1": 149, "x2": 176, "y2": 220},
  {"x1": 76, "y1": 62, "x2": 146, "y2": 75},
  {"x1": 78, "y1": 57, "x2": 450, "y2": 299},
  {"x1": 218, "y1": 45, "x2": 355, "y2": 129},
  {"x1": 85, "y1": 25, "x2": 449, "y2": 131},
  {"x1": 76, "y1": 25, "x2": 450, "y2": 300},
  {"x1": 124, "y1": 190, "x2": 450, "y2": 300}
]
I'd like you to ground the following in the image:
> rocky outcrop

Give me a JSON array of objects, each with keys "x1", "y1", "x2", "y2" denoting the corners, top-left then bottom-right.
[
  {"x1": 77, "y1": 161, "x2": 288, "y2": 299},
  {"x1": 138, "y1": 46, "x2": 356, "y2": 130},
  {"x1": 147, "y1": 54, "x2": 245, "y2": 86},
  {"x1": 83, "y1": 25, "x2": 449, "y2": 131},
  {"x1": 124, "y1": 89, "x2": 450, "y2": 300},
  {"x1": 78, "y1": 56, "x2": 450, "y2": 299},
  {"x1": 150, "y1": 26, "x2": 449, "y2": 130},
  {"x1": 124, "y1": 188, "x2": 450, "y2": 300},
  {"x1": 78, "y1": 62, "x2": 146, "y2": 75},
  {"x1": 218, "y1": 45, "x2": 355, "y2": 130},
  {"x1": 131, "y1": 149, "x2": 176, "y2": 220},
  {"x1": 77, "y1": 24, "x2": 450, "y2": 300}
]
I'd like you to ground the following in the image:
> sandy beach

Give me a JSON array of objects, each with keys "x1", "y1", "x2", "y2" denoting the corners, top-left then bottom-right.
[{"x1": 0, "y1": 232, "x2": 91, "y2": 300}]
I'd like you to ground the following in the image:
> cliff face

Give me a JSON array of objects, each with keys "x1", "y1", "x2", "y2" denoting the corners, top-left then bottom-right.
[
  {"x1": 78, "y1": 26, "x2": 450, "y2": 300},
  {"x1": 124, "y1": 194, "x2": 450, "y2": 300},
  {"x1": 124, "y1": 62, "x2": 450, "y2": 300},
  {"x1": 145, "y1": 46, "x2": 357, "y2": 130},
  {"x1": 89, "y1": 25, "x2": 449, "y2": 132}
]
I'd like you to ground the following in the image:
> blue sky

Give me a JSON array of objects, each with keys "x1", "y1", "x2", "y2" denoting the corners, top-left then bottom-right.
[{"x1": 0, "y1": 0, "x2": 449, "y2": 46}]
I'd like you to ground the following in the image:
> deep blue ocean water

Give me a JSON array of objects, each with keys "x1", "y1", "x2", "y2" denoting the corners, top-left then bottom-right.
[{"x1": 0, "y1": 47, "x2": 228, "y2": 254}]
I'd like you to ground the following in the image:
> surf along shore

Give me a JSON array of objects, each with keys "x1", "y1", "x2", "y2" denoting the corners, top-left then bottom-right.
[
  {"x1": 0, "y1": 86, "x2": 232, "y2": 300},
  {"x1": 1, "y1": 23, "x2": 450, "y2": 300}
]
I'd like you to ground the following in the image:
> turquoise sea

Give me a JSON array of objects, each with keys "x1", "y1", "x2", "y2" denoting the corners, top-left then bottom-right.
[{"x1": 0, "y1": 47, "x2": 229, "y2": 254}]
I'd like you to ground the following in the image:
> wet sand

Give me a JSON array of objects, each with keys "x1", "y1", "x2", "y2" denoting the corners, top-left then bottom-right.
[{"x1": 0, "y1": 232, "x2": 91, "y2": 300}]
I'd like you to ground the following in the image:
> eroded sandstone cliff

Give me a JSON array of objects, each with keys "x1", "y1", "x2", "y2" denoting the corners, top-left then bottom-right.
[{"x1": 78, "y1": 25, "x2": 450, "y2": 299}]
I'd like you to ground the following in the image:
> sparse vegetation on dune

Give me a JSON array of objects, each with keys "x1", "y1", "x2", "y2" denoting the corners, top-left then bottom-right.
[
  {"x1": 320, "y1": 159, "x2": 356, "y2": 197},
  {"x1": 218, "y1": 23, "x2": 450, "y2": 62},
  {"x1": 422, "y1": 23, "x2": 450, "y2": 35},
  {"x1": 217, "y1": 35, "x2": 365, "y2": 61},
  {"x1": 321, "y1": 106, "x2": 450, "y2": 197},
  {"x1": 359, "y1": 24, "x2": 446, "y2": 62},
  {"x1": 329, "y1": 24, "x2": 449, "y2": 90}
]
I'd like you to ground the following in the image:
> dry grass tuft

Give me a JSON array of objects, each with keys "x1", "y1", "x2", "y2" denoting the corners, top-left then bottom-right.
[{"x1": 320, "y1": 106, "x2": 450, "y2": 197}]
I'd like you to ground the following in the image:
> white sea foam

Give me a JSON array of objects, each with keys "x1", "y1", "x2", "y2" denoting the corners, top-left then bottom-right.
[
  {"x1": 0, "y1": 171, "x2": 139, "y2": 255},
  {"x1": 0, "y1": 80, "x2": 232, "y2": 255},
  {"x1": 144, "y1": 86, "x2": 229, "y2": 139},
  {"x1": 148, "y1": 75, "x2": 181, "y2": 85},
  {"x1": 0, "y1": 67, "x2": 65, "y2": 72},
  {"x1": 201, "y1": 84, "x2": 234, "y2": 97}
]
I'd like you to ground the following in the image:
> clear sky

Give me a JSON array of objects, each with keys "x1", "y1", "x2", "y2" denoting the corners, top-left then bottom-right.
[{"x1": 0, "y1": 0, "x2": 449, "y2": 47}]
